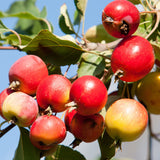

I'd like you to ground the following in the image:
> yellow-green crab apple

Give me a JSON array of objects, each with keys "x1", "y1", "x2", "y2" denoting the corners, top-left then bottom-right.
[
  {"x1": 2, "y1": 92, "x2": 39, "y2": 127},
  {"x1": 0, "y1": 88, "x2": 14, "y2": 119},
  {"x1": 30, "y1": 115, "x2": 66, "y2": 150},
  {"x1": 105, "y1": 98, "x2": 148, "y2": 144},
  {"x1": 9, "y1": 55, "x2": 48, "y2": 95}
]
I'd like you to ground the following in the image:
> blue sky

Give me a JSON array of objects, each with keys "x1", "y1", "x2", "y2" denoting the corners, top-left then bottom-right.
[{"x1": 0, "y1": 1, "x2": 112, "y2": 160}]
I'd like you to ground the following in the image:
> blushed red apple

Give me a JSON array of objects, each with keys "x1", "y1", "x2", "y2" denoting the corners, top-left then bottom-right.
[
  {"x1": 9, "y1": 55, "x2": 48, "y2": 95},
  {"x1": 2, "y1": 92, "x2": 39, "y2": 127},
  {"x1": 70, "y1": 75, "x2": 108, "y2": 116},
  {"x1": 36, "y1": 74, "x2": 72, "y2": 113},
  {"x1": 30, "y1": 115, "x2": 66, "y2": 150},
  {"x1": 70, "y1": 113, "x2": 105, "y2": 142}
]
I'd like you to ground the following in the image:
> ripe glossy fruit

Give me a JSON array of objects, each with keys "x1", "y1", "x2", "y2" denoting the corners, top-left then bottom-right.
[
  {"x1": 30, "y1": 115, "x2": 66, "y2": 150},
  {"x1": 64, "y1": 108, "x2": 77, "y2": 132},
  {"x1": 102, "y1": 0, "x2": 140, "y2": 38},
  {"x1": 0, "y1": 88, "x2": 14, "y2": 119},
  {"x1": 105, "y1": 98, "x2": 148, "y2": 142},
  {"x1": 36, "y1": 74, "x2": 72, "y2": 113},
  {"x1": 70, "y1": 75, "x2": 108, "y2": 116},
  {"x1": 9, "y1": 55, "x2": 48, "y2": 95},
  {"x1": 135, "y1": 72, "x2": 160, "y2": 114},
  {"x1": 70, "y1": 113, "x2": 104, "y2": 142},
  {"x1": 111, "y1": 36, "x2": 155, "y2": 82},
  {"x1": 2, "y1": 92, "x2": 38, "y2": 127}
]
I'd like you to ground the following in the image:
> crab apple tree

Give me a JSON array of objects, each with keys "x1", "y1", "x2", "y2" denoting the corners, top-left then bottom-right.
[{"x1": 0, "y1": 0, "x2": 160, "y2": 160}]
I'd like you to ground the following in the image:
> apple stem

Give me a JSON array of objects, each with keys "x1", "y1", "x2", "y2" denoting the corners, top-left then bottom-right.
[
  {"x1": 65, "y1": 101, "x2": 77, "y2": 108},
  {"x1": 69, "y1": 138, "x2": 82, "y2": 148},
  {"x1": 9, "y1": 80, "x2": 21, "y2": 91}
]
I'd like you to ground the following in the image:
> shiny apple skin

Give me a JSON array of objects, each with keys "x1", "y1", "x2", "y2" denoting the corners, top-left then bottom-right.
[
  {"x1": 136, "y1": 72, "x2": 160, "y2": 114},
  {"x1": 70, "y1": 75, "x2": 108, "y2": 116},
  {"x1": 70, "y1": 113, "x2": 105, "y2": 142},
  {"x1": 105, "y1": 98, "x2": 148, "y2": 142},
  {"x1": 36, "y1": 74, "x2": 72, "y2": 113},
  {"x1": 2, "y1": 92, "x2": 39, "y2": 127},
  {"x1": 102, "y1": 0, "x2": 140, "y2": 38},
  {"x1": 9, "y1": 55, "x2": 48, "y2": 95},
  {"x1": 64, "y1": 108, "x2": 77, "y2": 132},
  {"x1": 30, "y1": 115, "x2": 66, "y2": 150},
  {"x1": 111, "y1": 36, "x2": 155, "y2": 82}
]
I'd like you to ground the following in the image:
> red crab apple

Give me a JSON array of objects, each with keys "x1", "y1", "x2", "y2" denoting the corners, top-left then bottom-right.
[
  {"x1": 0, "y1": 88, "x2": 14, "y2": 119},
  {"x1": 36, "y1": 74, "x2": 72, "y2": 113},
  {"x1": 70, "y1": 75, "x2": 108, "y2": 116},
  {"x1": 64, "y1": 108, "x2": 77, "y2": 132},
  {"x1": 9, "y1": 55, "x2": 48, "y2": 95},
  {"x1": 111, "y1": 35, "x2": 155, "y2": 82},
  {"x1": 30, "y1": 115, "x2": 66, "y2": 150},
  {"x1": 105, "y1": 98, "x2": 148, "y2": 144},
  {"x1": 2, "y1": 92, "x2": 39, "y2": 127},
  {"x1": 102, "y1": 0, "x2": 140, "y2": 38},
  {"x1": 70, "y1": 113, "x2": 105, "y2": 142},
  {"x1": 135, "y1": 72, "x2": 160, "y2": 114}
]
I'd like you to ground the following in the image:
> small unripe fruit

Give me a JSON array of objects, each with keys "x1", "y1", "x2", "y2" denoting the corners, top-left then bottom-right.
[
  {"x1": 9, "y1": 55, "x2": 48, "y2": 95},
  {"x1": 70, "y1": 75, "x2": 108, "y2": 116},
  {"x1": 135, "y1": 72, "x2": 160, "y2": 114},
  {"x1": 2, "y1": 92, "x2": 39, "y2": 127},
  {"x1": 30, "y1": 115, "x2": 66, "y2": 150}
]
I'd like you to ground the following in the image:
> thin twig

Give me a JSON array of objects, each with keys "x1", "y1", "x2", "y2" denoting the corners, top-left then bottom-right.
[
  {"x1": 0, "y1": 123, "x2": 16, "y2": 138},
  {"x1": 0, "y1": 46, "x2": 17, "y2": 50}
]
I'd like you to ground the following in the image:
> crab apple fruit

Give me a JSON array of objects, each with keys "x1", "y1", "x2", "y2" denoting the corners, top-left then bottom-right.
[
  {"x1": 9, "y1": 55, "x2": 48, "y2": 95},
  {"x1": 0, "y1": 88, "x2": 14, "y2": 119},
  {"x1": 30, "y1": 115, "x2": 66, "y2": 150},
  {"x1": 2, "y1": 92, "x2": 38, "y2": 127},
  {"x1": 70, "y1": 75, "x2": 108, "y2": 116},
  {"x1": 135, "y1": 72, "x2": 160, "y2": 114},
  {"x1": 111, "y1": 36, "x2": 155, "y2": 82},
  {"x1": 64, "y1": 108, "x2": 77, "y2": 132},
  {"x1": 36, "y1": 74, "x2": 72, "y2": 113},
  {"x1": 70, "y1": 113, "x2": 105, "y2": 142},
  {"x1": 105, "y1": 98, "x2": 148, "y2": 142},
  {"x1": 102, "y1": 0, "x2": 140, "y2": 38}
]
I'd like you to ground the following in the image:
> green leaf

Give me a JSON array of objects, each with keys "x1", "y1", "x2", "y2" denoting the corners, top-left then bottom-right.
[
  {"x1": 98, "y1": 131, "x2": 116, "y2": 160},
  {"x1": 45, "y1": 145, "x2": 86, "y2": 160},
  {"x1": 2, "y1": 0, "x2": 52, "y2": 35},
  {"x1": 0, "y1": 20, "x2": 10, "y2": 39},
  {"x1": 18, "y1": 29, "x2": 84, "y2": 66},
  {"x1": 74, "y1": 0, "x2": 88, "y2": 16},
  {"x1": 13, "y1": 127, "x2": 41, "y2": 160},
  {"x1": 73, "y1": 10, "x2": 82, "y2": 26},
  {"x1": 78, "y1": 52, "x2": 105, "y2": 77},
  {"x1": 127, "y1": 0, "x2": 141, "y2": 4},
  {"x1": 59, "y1": 4, "x2": 75, "y2": 34}
]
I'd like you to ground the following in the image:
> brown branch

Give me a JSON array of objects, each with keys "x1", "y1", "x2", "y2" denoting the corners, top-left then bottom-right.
[
  {"x1": 0, "y1": 123, "x2": 16, "y2": 138},
  {"x1": 0, "y1": 46, "x2": 18, "y2": 50}
]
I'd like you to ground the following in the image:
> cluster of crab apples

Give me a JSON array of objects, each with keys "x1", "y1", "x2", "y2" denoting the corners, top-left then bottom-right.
[{"x1": 0, "y1": 0, "x2": 156, "y2": 153}]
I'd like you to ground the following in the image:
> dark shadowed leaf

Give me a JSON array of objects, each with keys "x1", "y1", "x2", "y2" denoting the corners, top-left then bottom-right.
[
  {"x1": 18, "y1": 30, "x2": 84, "y2": 66},
  {"x1": 73, "y1": 10, "x2": 82, "y2": 26},
  {"x1": 45, "y1": 145, "x2": 86, "y2": 160},
  {"x1": 13, "y1": 127, "x2": 41, "y2": 160}
]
